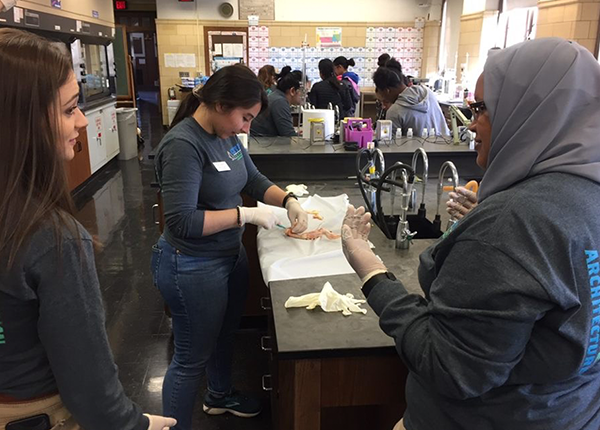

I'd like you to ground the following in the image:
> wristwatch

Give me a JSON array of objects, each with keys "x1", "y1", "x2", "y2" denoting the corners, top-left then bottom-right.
[
  {"x1": 363, "y1": 271, "x2": 397, "y2": 297},
  {"x1": 282, "y1": 192, "x2": 298, "y2": 208}
]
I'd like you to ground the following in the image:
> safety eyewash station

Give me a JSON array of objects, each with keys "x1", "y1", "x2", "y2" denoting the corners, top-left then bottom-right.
[{"x1": 222, "y1": 53, "x2": 480, "y2": 430}]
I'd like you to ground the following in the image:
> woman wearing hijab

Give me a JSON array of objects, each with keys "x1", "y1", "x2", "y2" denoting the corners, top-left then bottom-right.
[{"x1": 341, "y1": 38, "x2": 600, "y2": 430}]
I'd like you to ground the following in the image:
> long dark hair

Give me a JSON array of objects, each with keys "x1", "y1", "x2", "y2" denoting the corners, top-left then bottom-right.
[
  {"x1": 318, "y1": 59, "x2": 341, "y2": 92},
  {"x1": 333, "y1": 56, "x2": 356, "y2": 70},
  {"x1": 171, "y1": 64, "x2": 268, "y2": 128},
  {"x1": 276, "y1": 67, "x2": 302, "y2": 93},
  {"x1": 373, "y1": 57, "x2": 406, "y2": 91},
  {"x1": 0, "y1": 28, "x2": 78, "y2": 269}
]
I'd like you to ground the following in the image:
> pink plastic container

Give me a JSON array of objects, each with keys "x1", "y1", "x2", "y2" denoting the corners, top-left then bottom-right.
[{"x1": 345, "y1": 119, "x2": 374, "y2": 149}]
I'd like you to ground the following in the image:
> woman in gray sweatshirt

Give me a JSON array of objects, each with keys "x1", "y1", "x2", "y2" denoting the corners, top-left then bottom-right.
[
  {"x1": 343, "y1": 38, "x2": 600, "y2": 430},
  {"x1": 374, "y1": 58, "x2": 449, "y2": 137},
  {"x1": 0, "y1": 28, "x2": 175, "y2": 430}
]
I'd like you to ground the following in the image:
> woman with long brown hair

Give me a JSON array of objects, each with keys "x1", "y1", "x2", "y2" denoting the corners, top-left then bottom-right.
[
  {"x1": 257, "y1": 64, "x2": 276, "y2": 95},
  {"x1": 0, "y1": 28, "x2": 176, "y2": 430}
]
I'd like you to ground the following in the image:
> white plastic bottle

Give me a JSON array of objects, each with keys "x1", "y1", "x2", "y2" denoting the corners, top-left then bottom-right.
[
  {"x1": 395, "y1": 128, "x2": 402, "y2": 140},
  {"x1": 422, "y1": 128, "x2": 428, "y2": 138},
  {"x1": 407, "y1": 128, "x2": 414, "y2": 138},
  {"x1": 429, "y1": 127, "x2": 435, "y2": 137}
]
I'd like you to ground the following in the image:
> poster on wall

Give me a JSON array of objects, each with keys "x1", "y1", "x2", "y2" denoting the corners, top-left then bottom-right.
[
  {"x1": 51, "y1": 0, "x2": 61, "y2": 9},
  {"x1": 316, "y1": 27, "x2": 342, "y2": 48}
]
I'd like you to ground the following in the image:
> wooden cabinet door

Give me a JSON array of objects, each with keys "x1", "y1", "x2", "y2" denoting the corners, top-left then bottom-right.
[{"x1": 67, "y1": 126, "x2": 92, "y2": 191}]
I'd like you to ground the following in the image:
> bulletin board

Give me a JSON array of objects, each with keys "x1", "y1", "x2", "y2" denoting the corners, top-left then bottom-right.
[{"x1": 204, "y1": 27, "x2": 248, "y2": 74}]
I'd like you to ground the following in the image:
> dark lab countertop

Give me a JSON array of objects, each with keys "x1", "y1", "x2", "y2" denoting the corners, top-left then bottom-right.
[
  {"x1": 248, "y1": 136, "x2": 480, "y2": 181},
  {"x1": 268, "y1": 228, "x2": 434, "y2": 360}
]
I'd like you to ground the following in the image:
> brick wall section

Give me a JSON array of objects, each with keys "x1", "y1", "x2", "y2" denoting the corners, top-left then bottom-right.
[{"x1": 536, "y1": 0, "x2": 599, "y2": 54}]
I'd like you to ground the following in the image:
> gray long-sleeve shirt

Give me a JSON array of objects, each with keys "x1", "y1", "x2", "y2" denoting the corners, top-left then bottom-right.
[
  {"x1": 250, "y1": 89, "x2": 297, "y2": 137},
  {"x1": 366, "y1": 172, "x2": 600, "y2": 430},
  {"x1": 155, "y1": 117, "x2": 274, "y2": 256},
  {"x1": 0, "y1": 220, "x2": 148, "y2": 430}
]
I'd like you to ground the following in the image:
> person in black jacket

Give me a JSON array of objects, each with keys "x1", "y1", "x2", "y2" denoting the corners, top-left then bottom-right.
[{"x1": 308, "y1": 59, "x2": 351, "y2": 119}]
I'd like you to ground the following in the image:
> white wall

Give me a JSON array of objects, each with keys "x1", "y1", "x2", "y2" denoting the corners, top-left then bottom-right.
[
  {"x1": 275, "y1": 0, "x2": 430, "y2": 22},
  {"x1": 157, "y1": 0, "x2": 433, "y2": 22},
  {"x1": 442, "y1": 0, "x2": 463, "y2": 70},
  {"x1": 157, "y1": 0, "x2": 238, "y2": 20},
  {"x1": 462, "y1": 0, "x2": 498, "y2": 15}
]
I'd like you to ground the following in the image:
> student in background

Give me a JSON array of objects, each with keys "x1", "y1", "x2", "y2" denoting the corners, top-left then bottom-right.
[
  {"x1": 250, "y1": 67, "x2": 303, "y2": 137},
  {"x1": 333, "y1": 56, "x2": 360, "y2": 116},
  {"x1": 377, "y1": 53, "x2": 391, "y2": 67},
  {"x1": 308, "y1": 59, "x2": 351, "y2": 119},
  {"x1": 373, "y1": 58, "x2": 449, "y2": 136},
  {"x1": 257, "y1": 65, "x2": 276, "y2": 95}
]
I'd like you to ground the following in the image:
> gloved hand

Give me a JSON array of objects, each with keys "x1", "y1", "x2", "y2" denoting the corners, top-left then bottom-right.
[
  {"x1": 239, "y1": 206, "x2": 278, "y2": 229},
  {"x1": 341, "y1": 205, "x2": 387, "y2": 282},
  {"x1": 144, "y1": 414, "x2": 177, "y2": 430},
  {"x1": 285, "y1": 199, "x2": 308, "y2": 233},
  {"x1": 446, "y1": 186, "x2": 478, "y2": 220}
]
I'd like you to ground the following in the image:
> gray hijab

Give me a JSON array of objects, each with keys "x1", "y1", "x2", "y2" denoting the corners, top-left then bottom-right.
[{"x1": 478, "y1": 37, "x2": 600, "y2": 202}]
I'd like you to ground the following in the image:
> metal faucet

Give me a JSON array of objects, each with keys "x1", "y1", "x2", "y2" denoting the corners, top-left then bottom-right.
[
  {"x1": 411, "y1": 148, "x2": 429, "y2": 217},
  {"x1": 435, "y1": 161, "x2": 460, "y2": 231},
  {"x1": 392, "y1": 164, "x2": 416, "y2": 249}
]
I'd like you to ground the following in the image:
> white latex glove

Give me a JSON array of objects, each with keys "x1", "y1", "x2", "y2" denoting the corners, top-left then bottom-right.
[
  {"x1": 341, "y1": 205, "x2": 387, "y2": 282},
  {"x1": 285, "y1": 199, "x2": 308, "y2": 233},
  {"x1": 144, "y1": 414, "x2": 177, "y2": 430},
  {"x1": 446, "y1": 187, "x2": 478, "y2": 220},
  {"x1": 239, "y1": 206, "x2": 278, "y2": 229}
]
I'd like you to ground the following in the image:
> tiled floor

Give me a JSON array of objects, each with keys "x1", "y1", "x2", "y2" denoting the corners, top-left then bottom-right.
[{"x1": 72, "y1": 91, "x2": 457, "y2": 429}]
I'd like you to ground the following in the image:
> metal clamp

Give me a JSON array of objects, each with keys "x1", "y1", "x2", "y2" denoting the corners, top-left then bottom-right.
[
  {"x1": 260, "y1": 336, "x2": 272, "y2": 352},
  {"x1": 261, "y1": 374, "x2": 272, "y2": 391},
  {"x1": 260, "y1": 296, "x2": 271, "y2": 310},
  {"x1": 152, "y1": 204, "x2": 160, "y2": 225}
]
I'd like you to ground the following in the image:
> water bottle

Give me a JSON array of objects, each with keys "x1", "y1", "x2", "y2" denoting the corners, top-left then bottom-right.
[
  {"x1": 429, "y1": 127, "x2": 435, "y2": 137},
  {"x1": 421, "y1": 128, "x2": 428, "y2": 139},
  {"x1": 407, "y1": 128, "x2": 413, "y2": 138},
  {"x1": 395, "y1": 128, "x2": 402, "y2": 140}
]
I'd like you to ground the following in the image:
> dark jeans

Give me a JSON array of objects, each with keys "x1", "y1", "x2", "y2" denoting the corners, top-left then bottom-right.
[{"x1": 151, "y1": 236, "x2": 249, "y2": 430}]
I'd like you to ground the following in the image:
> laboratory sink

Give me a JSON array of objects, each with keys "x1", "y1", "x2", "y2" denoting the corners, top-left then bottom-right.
[{"x1": 381, "y1": 214, "x2": 444, "y2": 240}]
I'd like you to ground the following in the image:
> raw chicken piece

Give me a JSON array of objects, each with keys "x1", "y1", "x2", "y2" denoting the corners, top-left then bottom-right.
[
  {"x1": 306, "y1": 210, "x2": 323, "y2": 220},
  {"x1": 285, "y1": 227, "x2": 341, "y2": 241}
]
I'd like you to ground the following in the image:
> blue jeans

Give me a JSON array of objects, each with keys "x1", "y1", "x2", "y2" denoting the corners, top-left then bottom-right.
[{"x1": 151, "y1": 236, "x2": 249, "y2": 430}]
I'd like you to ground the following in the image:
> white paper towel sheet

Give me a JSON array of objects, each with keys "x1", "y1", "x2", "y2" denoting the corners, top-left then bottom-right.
[{"x1": 257, "y1": 194, "x2": 356, "y2": 284}]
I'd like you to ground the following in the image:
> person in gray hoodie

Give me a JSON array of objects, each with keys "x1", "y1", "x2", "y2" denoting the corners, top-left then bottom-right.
[
  {"x1": 343, "y1": 38, "x2": 600, "y2": 430},
  {"x1": 374, "y1": 58, "x2": 449, "y2": 137}
]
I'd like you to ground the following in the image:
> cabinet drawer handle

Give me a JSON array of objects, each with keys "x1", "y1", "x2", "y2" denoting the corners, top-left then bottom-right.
[
  {"x1": 152, "y1": 204, "x2": 160, "y2": 225},
  {"x1": 260, "y1": 336, "x2": 272, "y2": 352},
  {"x1": 260, "y1": 296, "x2": 271, "y2": 310},
  {"x1": 261, "y1": 374, "x2": 272, "y2": 391}
]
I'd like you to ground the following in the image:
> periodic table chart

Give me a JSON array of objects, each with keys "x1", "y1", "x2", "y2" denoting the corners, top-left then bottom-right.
[{"x1": 248, "y1": 18, "x2": 425, "y2": 88}]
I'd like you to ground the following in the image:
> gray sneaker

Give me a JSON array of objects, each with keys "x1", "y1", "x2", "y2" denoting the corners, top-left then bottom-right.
[{"x1": 202, "y1": 390, "x2": 262, "y2": 418}]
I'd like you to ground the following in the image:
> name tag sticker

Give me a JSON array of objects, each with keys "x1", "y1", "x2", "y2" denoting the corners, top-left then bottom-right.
[{"x1": 213, "y1": 161, "x2": 231, "y2": 172}]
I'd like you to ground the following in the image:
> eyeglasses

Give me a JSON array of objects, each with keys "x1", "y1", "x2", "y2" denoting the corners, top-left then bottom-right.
[{"x1": 469, "y1": 101, "x2": 487, "y2": 120}]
